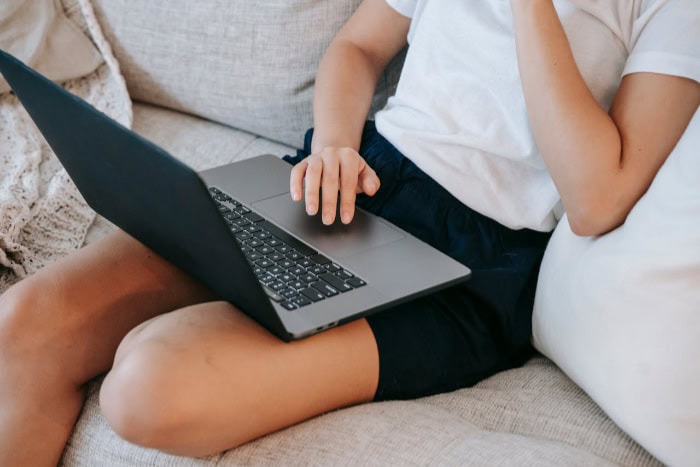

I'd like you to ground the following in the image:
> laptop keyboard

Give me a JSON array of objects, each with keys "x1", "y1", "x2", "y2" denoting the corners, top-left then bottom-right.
[{"x1": 209, "y1": 187, "x2": 366, "y2": 310}]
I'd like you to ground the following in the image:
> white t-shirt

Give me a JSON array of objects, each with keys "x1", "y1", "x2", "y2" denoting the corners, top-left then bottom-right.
[{"x1": 376, "y1": 0, "x2": 700, "y2": 232}]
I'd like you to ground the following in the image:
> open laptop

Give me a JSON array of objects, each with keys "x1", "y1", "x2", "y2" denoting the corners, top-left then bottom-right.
[{"x1": 0, "y1": 49, "x2": 470, "y2": 341}]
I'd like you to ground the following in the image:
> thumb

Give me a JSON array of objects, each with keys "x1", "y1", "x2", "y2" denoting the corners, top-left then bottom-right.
[{"x1": 357, "y1": 165, "x2": 380, "y2": 196}]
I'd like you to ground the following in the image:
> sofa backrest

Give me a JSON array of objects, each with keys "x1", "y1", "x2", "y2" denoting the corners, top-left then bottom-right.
[{"x1": 91, "y1": 0, "x2": 404, "y2": 148}]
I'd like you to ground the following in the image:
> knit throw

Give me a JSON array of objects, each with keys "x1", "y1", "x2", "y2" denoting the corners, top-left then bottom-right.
[{"x1": 0, "y1": 0, "x2": 131, "y2": 291}]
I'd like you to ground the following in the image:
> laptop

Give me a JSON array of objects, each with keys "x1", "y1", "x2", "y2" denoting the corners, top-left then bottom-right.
[{"x1": 0, "y1": 49, "x2": 471, "y2": 341}]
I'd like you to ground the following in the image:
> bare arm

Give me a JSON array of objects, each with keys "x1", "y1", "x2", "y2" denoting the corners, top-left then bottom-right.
[
  {"x1": 511, "y1": 0, "x2": 700, "y2": 236},
  {"x1": 290, "y1": 0, "x2": 410, "y2": 225}
]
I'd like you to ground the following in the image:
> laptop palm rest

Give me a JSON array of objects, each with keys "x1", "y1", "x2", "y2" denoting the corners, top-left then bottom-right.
[{"x1": 252, "y1": 194, "x2": 405, "y2": 259}]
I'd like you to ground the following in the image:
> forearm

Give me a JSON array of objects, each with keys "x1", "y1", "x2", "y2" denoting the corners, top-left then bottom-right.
[
  {"x1": 311, "y1": 39, "x2": 383, "y2": 154},
  {"x1": 510, "y1": 0, "x2": 623, "y2": 234}
]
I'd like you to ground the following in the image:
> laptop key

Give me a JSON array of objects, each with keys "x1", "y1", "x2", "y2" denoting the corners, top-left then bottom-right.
[
  {"x1": 255, "y1": 258, "x2": 274, "y2": 269},
  {"x1": 297, "y1": 258, "x2": 314, "y2": 268},
  {"x1": 346, "y1": 277, "x2": 367, "y2": 288},
  {"x1": 286, "y1": 251, "x2": 303, "y2": 261},
  {"x1": 318, "y1": 273, "x2": 353, "y2": 292},
  {"x1": 336, "y1": 269, "x2": 354, "y2": 280},
  {"x1": 310, "y1": 254, "x2": 331, "y2": 265},
  {"x1": 278, "y1": 273, "x2": 294, "y2": 283},
  {"x1": 288, "y1": 266, "x2": 305, "y2": 276},
  {"x1": 300, "y1": 273, "x2": 317, "y2": 283},
  {"x1": 269, "y1": 253, "x2": 286, "y2": 263},
  {"x1": 247, "y1": 238, "x2": 264, "y2": 248},
  {"x1": 245, "y1": 251, "x2": 263, "y2": 262},
  {"x1": 280, "y1": 288, "x2": 298, "y2": 298},
  {"x1": 269, "y1": 266, "x2": 285, "y2": 276},
  {"x1": 260, "y1": 274, "x2": 276, "y2": 285},
  {"x1": 309, "y1": 265, "x2": 326, "y2": 275},
  {"x1": 311, "y1": 281, "x2": 339, "y2": 297},
  {"x1": 269, "y1": 281, "x2": 286, "y2": 291},
  {"x1": 243, "y1": 212, "x2": 264, "y2": 223},
  {"x1": 266, "y1": 237, "x2": 282, "y2": 247},
  {"x1": 291, "y1": 295, "x2": 313, "y2": 307},
  {"x1": 280, "y1": 301, "x2": 297, "y2": 311},
  {"x1": 300, "y1": 287, "x2": 325, "y2": 302},
  {"x1": 257, "y1": 245, "x2": 275, "y2": 255}
]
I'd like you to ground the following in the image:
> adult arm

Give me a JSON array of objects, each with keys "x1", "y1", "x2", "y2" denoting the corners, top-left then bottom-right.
[
  {"x1": 290, "y1": 0, "x2": 410, "y2": 225},
  {"x1": 511, "y1": 0, "x2": 700, "y2": 236}
]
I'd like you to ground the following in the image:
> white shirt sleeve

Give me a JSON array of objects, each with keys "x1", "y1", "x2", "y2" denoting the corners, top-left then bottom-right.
[
  {"x1": 623, "y1": 0, "x2": 700, "y2": 83},
  {"x1": 384, "y1": 0, "x2": 418, "y2": 18}
]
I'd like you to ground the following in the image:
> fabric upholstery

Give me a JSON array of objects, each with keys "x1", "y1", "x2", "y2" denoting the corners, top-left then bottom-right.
[
  {"x1": 63, "y1": 355, "x2": 660, "y2": 466},
  {"x1": 0, "y1": 0, "x2": 130, "y2": 290},
  {"x1": 89, "y1": 0, "x2": 404, "y2": 148},
  {"x1": 0, "y1": 0, "x2": 102, "y2": 93}
]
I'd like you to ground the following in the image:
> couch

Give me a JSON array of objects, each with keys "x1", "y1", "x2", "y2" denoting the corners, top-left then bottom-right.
[{"x1": 5, "y1": 1, "x2": 667, "y2": 465}]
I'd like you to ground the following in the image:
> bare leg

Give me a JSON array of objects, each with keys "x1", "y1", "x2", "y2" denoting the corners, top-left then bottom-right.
[
  {"x1": 100, "y1": 302, "x2": 380, "y2": 457},
  {"x1": 0, "y1": 230, "x2": 214, "y2": 466}
]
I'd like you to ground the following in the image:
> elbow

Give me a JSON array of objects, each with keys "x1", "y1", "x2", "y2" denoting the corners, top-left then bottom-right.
[
  {"x1": 567, "y1": 213, "x2": 613, "y2": 237},
  {"x1": 565, "y1": 197, "x2": 628, "y2": 237}
]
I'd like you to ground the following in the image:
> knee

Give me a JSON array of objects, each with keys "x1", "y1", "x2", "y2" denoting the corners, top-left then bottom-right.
[
  {"x1": 100, "y1": 344, "x2": 171, "y2": 448},
  {"x1": 99, "y1": 336, "x2": 200, "y2": 452}
]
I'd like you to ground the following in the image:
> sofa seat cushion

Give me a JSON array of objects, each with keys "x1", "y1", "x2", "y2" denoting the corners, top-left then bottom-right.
[
  {"x1": 0, "y1": 0, "x2": 103, "y2": 94},
  {"x1": 62, "y1": 357, "x2": 659, "y2": 465}
]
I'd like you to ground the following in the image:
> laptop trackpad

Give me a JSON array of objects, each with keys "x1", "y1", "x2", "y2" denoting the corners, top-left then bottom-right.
[{"x1": 252, "y1": 194, "x2": 405, "y2": 259}]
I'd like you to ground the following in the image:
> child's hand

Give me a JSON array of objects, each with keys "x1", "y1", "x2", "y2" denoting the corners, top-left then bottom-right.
[{"x1": 289, "y1": 146, "x2": 380, "y2": 225}]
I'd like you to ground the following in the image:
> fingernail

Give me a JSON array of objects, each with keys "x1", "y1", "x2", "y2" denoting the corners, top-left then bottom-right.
[
  {"x1": 323, "y1": 213, "x2": 333, "y2": 225},
  {"x1": 341, "y1": 212, "x2": 352, "y2": 224},
  {"x1": 307, "y1": 203, "x2": 316, "y2": 215},
  {"x1": 291, "y1": 190, "x2": 300, "y2": 201}
]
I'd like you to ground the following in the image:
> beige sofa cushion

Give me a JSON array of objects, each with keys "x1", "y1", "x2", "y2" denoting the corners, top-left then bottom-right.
[
  {"x1": 63, "y1": 356, "x2": 661, "y2": 466},
  {"x1": 0, "y1": 0, "x2": 102, "y2": 93},
  {"x1": 90, "y1": 0, "x2": 404, "y2": 148}
]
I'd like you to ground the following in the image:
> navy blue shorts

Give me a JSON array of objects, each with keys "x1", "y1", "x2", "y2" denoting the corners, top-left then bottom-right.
[{"x1": 285, "y1": 121, "x2": 551, "y2": 401}]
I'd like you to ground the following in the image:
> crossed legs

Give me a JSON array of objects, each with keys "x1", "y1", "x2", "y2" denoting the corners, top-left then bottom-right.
[{"x1": 0, "y1": 230, "x2": 379, "y2": 465}]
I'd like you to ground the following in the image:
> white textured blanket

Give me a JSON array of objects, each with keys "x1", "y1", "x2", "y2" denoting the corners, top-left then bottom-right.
[{"x1": 0, "y1": 0, "x2": 131, "y2": 292}]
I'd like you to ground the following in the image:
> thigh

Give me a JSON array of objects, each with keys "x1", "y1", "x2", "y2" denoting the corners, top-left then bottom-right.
[
  {"x1": 2, "y1": 229, "x2": 215, "y2": 384},
  {"x1": 101, "y1": 302, "x2": 379, "y2": 456}
]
